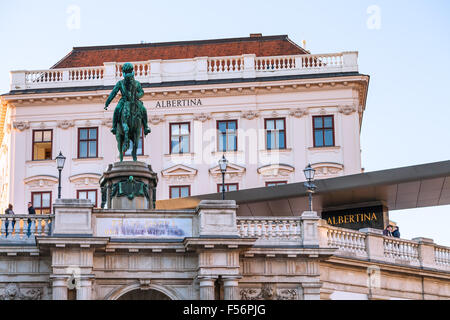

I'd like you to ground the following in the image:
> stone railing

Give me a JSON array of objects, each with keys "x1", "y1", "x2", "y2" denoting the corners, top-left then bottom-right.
[
  {"x1": 383, "y1": 238, "x2": 420, "y2": 265},
  {"x1": 237, "y1": 217, "x2": 302, "y2": 245},
  {"x1": 435, "y1": 246, "x2": 450, "y2": 269},
  {"x1": 9, "y1": 51, "x2": 359, "y2": 90},
  {"x1": 318, "y1": 222, "x2": 450, "y2": 272},
  {"x1": 0, "y1": 215, "x2": 53, "y2": 241},
  {"x1": 325, "y1": 226, "x2": 367, "y2": 257}
]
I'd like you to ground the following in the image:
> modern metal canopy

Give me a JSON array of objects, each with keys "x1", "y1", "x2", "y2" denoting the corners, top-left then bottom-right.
[{"x1": 156, "y1": 160, "x2": 450, "y2": 217}]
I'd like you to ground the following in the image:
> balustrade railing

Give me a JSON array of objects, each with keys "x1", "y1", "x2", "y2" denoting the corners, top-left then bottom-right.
[
  {"x1": 326, "y1": 226, "x2": 367, "y2": 256},
  {"x1": 115, "y1": 61, "x2": 151, "y2": 79},
  {"x1": 255, "y1": 55, "x2": 297, "y2": 71},
  {"x1": 68, "y1": 66, "x2": 104, "y2": 81},
  {"x1": 0, "y1": 215, "x2": 53, "y2": 240},
  {"x1": 25, "y1": 70, "x2": 64, "y2": 85},
  {"x1": 237, "y1": 217, "x2": 301, "y2": 243},
  {"x1": 10, "y1": 51, "x2": 358, "y2": 90},
  {"x1": 435, "y1": 246, "x2": 450, "y2": 268},
  {"x1": 208, "y1": 56, "x2": 244, "y2": 73},
  {"x1": 383, "y1": 238, "x2": 420, "y2": 264}
]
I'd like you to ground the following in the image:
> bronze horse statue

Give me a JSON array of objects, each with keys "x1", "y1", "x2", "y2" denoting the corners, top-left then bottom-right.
[{"x1": 104, "y1": 63, "x2": 151, "y2": 161}]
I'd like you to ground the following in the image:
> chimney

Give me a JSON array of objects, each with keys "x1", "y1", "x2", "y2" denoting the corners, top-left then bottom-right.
[{"x1": 250, "y1": 33, "x2": 262, "y2": 38}]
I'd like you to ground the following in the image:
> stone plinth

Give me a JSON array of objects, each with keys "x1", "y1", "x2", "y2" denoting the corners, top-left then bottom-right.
[{"x1": 100, "y1": 161, "x2": 158, "y2": 210}]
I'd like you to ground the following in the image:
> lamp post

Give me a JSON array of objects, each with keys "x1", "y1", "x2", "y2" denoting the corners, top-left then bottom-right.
[
  {"x1": 303, "y1": 164, "x2": 317, "y2": 212},
  {"x1": 218, "y1": 155, "x2": 228, "y2": 200},
  {"x1": 56, "y1": 151, "x2": 66, "y2": 199}
]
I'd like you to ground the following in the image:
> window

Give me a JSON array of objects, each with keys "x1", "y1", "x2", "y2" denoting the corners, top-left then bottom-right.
[
  {"x1": 170, "y1": 123, "x2": 190, "y2": 154},
  {"x1": 265, "y1": 118, "x2": 286, "y2": 150},
  {"x1": 32, "y1": 192, "x2": 52, "y2": 214},
  {"x1": 217, "y1": 183, "x2": 239, "y2": 193},
  {"x1": 169, "y1": 186, "x2": 191, "y2": 199},
  {"x1": 217, "y1": 120, "x2": 237, "y2": 152},
  {"x1": 266, "y1": 181, "x2": 288, "y2": 187},
  {"x1": 313, "y1": 115, "x2": 335, "y2": 147},
  {"x1": 77, "y1": 190, "x2": 98, "y2": 207},
  {"x1": 32, "y1": 130, "x2": 52, "y2": 160},
  {"x1": 125, "y1": 127, "x2": 144, "y2": 156},
  {"x1": 78, "y1": 128, "x2": 98, "y2": 158}
]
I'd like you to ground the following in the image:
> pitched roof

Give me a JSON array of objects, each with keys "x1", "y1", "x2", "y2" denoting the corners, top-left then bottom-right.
[{"x1": 51, "y1": 34, "x2": 309, "y2": 69}]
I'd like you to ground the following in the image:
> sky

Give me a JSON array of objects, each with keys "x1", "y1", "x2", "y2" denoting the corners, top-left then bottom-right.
[{"x1": 0, "y1": 0, "x2": 449, "y2": 245}]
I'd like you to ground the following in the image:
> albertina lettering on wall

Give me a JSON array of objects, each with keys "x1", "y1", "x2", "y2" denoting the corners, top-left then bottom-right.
[
  {"x1": 321, "y1": 205, "x2": 387, "y2": 230},
  {"x1": 155, "y1": 99, "x2": 202, "y2": 108}
]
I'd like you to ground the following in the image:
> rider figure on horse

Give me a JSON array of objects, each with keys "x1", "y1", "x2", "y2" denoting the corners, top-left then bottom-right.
[{"x1": 104, "y1": 62, "x2": 151, "y2": 137}]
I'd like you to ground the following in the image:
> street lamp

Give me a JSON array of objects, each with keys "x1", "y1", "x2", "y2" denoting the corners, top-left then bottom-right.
[
  {"x1": 303, "y1": 164, "x2": 317, "y2": 212},
  {"x1": 218, "y1": 155, "x2": 228, "y2": 200},
  {"x1": 56, "y1": 151, "x2": 66, "y2": 199}
]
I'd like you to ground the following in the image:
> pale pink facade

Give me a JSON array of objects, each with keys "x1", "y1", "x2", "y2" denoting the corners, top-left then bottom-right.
[{"x1": 0, "y1": 38, "x2": 368, "y2": 214}]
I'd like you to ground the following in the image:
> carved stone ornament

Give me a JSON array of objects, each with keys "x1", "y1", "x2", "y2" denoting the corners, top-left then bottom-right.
[
  {"x1": 241, "y1": 110, "x2": 260, "y2": 120},
  {"x1": 149, "y1": 115, "x2": 165, "y2": 125},
  {"x1": 338, "y1": 105, "x2": 356, "y2": 115},
  {"x1": 140, "y1": 279, "x2": 152, "y2": 291},
  {"x1": 193, "y1": 113, "x2": 211, "y2": 122},
  {"x1": 312, "y1": 163, "x2": 344, "y2": 177},
  {"x1": 0, "y1": 284, "x2": 42, "y2": 300},
  {"x1": 102, "y1": 118, "x2": 113, "y2": 128},
  {"x1": 289, "y1": 108, "x2": 308, "y2": 118},
  {"x1": 57, "y1": 120, "x2": 74, "y2": 129},
  {"x1": 240, "y1": 284, "x2": 298, "y2": 300},
  {"x1": 12, "y1": 121, "x2": 30, "y2": 131}
]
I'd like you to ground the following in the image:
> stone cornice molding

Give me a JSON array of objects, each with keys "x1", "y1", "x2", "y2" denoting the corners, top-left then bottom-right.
[
  {"x1": 69, "y1": 173, "x2": 101, "y2": 186},
  {"x1": 24, "y1": 175, "x2": 58, "y2": 187},
  {"x1": 4, "y1": 75, "x2": 369, "y2": 106},
  {"x1": 161, "y1": 164, "x2": 198, "y2": 183},
  {"x1": 257, "y1": 164, "x2": 295, "y2": 178},
  {"x1": 311, "y1": 162, "x2": 344, "y2": 177},
  {"x1": 209, "y1": 163, "x2": 246, "y2": 182}
]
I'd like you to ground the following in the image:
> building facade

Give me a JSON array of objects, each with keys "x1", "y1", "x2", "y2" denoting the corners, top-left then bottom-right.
[
  {"x1": 0, "y1": 36, "x2": 449, "y2": 300},
  {"x1": 1, "y1": 34, "x2": 368, "y2": 214}
]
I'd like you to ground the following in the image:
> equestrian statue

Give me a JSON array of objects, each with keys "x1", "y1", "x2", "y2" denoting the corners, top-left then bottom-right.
[{"x1": 104, "y1": 62, "x2": 151, "y2": 161}]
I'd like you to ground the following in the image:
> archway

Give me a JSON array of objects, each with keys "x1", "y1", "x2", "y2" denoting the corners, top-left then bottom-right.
[
  {"x1": 105, "y1": 282, "x2": 181, "y2": 300},
  {"x1": 118, "y1": 289, "x2": 171, "y2": 300}
]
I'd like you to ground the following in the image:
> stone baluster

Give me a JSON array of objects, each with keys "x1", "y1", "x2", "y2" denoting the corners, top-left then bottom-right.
[
  {"x1": 13, "y1": 218, "x2": 21, "y2": 240},
  {"x1": 36, "y1": 218, "x2": 42, "y2": 236},
  {"x1": 0, "y1": 217, "x2": 6, "y2": 238},
  {"x1": 44, "y1": 218, "x2": 50, "y2": 236}
]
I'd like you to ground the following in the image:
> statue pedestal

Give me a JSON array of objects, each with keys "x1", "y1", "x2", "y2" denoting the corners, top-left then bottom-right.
[{"x1": 100, "y1": 161, "x2": 158, "y2": 210}]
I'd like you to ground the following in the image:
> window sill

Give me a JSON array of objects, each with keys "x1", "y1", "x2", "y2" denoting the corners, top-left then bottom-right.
[
  {"x1": 26, "y1": 160, "x2": 56, "y2": 165},
  {"x1": 164, "y1": 153, "x2": 195, "y2": 157},
  {"x1": 260, "y1": 148, "x2": 292, "y2": 153},
  {"x1": 72, "y1": 157, "x2": 104, "y2": 162},
  {"x1": 308, "y1": 146, "x2": 341, "y2": 151},
  {"x1": 211, "y1": 151, "x2": 244, "y2": 156}
]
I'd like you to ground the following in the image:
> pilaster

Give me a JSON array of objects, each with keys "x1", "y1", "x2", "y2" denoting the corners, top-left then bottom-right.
[{"x1": 198, "y1": 276, "x2": 216, "y2": 300}]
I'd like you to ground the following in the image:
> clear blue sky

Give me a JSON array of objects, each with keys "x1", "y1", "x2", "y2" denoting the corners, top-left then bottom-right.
[{"x1": 1, "y1": 0, "x2": 449, "y2": 245}]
